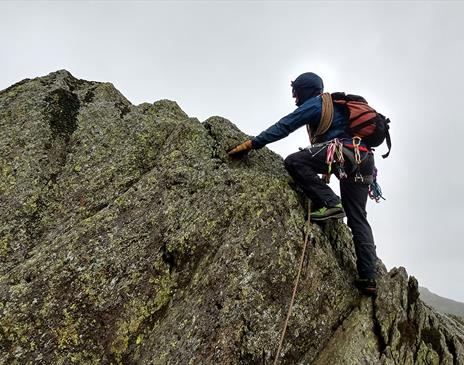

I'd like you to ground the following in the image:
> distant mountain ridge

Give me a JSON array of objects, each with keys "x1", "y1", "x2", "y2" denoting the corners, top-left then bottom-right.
[{"x1": 420, "y1": 287, "x2": 464, "y2": 317}]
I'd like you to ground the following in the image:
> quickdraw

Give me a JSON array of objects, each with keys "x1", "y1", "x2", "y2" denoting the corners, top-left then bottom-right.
[
  {"x1": 352, "y1": 136, "x2": 362, "y2": 164},
  {"x1": 325, "y1": 138, "x2": 346, "y2": 178},
  {"x1": 368, "y1": 167, "x2": 386, "y2": 202},
  {"x1": 351, "y1": 136, "x2": 364, "y2": 182}
]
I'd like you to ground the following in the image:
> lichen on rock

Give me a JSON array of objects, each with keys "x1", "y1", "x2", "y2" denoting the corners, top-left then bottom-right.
[{"x1": 0, "y1": 71, "x2": 463, "y2": 364}]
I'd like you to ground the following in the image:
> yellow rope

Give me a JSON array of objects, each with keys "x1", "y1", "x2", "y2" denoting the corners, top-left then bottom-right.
[
  {"x1": 273, "y1": 200, "x2": 312, "y2": 365},
  {"x1": 307, "y1": 93, "x2": 334, "y2": 144}
]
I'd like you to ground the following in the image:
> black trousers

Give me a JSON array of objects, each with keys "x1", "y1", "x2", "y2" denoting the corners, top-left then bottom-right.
[{"x1": 284, "y1": 145, "x2": 378, "y2": 280}]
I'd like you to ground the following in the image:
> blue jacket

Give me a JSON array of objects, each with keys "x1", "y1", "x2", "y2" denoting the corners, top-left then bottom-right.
[{"x1": 252, "y1": 95, "x2": 352, "y2": 149}]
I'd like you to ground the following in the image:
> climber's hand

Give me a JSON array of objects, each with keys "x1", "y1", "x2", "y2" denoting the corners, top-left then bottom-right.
[{"x1": 227, "y1": 140, "x2": 253, "y2": 158}]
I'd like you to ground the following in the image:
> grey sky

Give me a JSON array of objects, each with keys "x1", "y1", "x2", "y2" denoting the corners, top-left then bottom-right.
[{"x1": 1, "y1": 1, "x2": 464, "y2": 301}]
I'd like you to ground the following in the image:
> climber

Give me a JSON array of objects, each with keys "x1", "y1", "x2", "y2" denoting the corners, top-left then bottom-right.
[{"x1": 227, "y1": 72, "x2": 381, "y2": 296}]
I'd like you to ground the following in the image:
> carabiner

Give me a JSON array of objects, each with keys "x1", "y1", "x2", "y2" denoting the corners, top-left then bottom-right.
[{"x1": 352, "y1": 136, "x2": 362, "y2": 147}]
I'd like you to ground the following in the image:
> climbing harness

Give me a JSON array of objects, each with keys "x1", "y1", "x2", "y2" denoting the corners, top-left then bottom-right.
[
  {"x1": 273, "y1": 200, "x2": 313, "y2": 365},
  {"x1": 324, "y1": 137, "x2": 386, "y2": 202},
  {"x1": 319, "y1": 137, "x2": 364, "y2": 183}
]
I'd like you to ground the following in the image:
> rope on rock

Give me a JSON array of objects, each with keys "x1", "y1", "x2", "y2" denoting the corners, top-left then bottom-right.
[{"x1": 273, "y1": 199, "x2": 313, "y2": 365}]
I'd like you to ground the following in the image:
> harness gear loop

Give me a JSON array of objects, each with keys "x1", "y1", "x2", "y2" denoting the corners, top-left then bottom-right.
[{"x1": 273, "y1": 199, "x2": 313, "y2": 365}]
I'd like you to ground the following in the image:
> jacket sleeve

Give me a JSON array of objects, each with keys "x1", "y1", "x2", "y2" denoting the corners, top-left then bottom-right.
[{"x1": 252, "y1": 96, "x2": 322, "y2": 149}]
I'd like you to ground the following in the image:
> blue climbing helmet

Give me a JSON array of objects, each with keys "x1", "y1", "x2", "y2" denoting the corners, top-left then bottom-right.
[{"x1": 291, "y1": 72, "x2": 324, "y2": 106}]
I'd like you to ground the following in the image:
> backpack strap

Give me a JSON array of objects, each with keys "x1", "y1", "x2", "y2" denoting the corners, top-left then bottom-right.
[{"x1": 382, "y1": 117, "x2": 392, "y2": 158}]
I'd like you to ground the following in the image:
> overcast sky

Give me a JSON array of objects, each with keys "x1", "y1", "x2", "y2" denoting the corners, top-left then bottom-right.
[{"x1": 1, "y1": 1, "x2": 463, "y2": 302}]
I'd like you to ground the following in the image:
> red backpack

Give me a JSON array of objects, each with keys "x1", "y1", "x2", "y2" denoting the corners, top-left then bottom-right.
[{"x1": 332, "y1": 92, "x2": 391, "y2": 158}]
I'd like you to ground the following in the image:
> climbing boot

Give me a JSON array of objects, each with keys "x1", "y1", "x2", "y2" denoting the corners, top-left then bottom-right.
[
  {"x1": 355, "y1": 278, "x2": 377, "y2": 296},
  {"x1": 310, "y1": 203, "x2": 345, "y2": 221}
]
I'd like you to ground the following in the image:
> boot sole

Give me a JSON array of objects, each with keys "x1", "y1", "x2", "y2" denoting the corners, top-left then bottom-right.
[
  {"x1": 310, "y1": 212, "x2": 346, "y2": 221},
  {"x1": 358, "y1": 287, "x2": 377, "y2": 296}
]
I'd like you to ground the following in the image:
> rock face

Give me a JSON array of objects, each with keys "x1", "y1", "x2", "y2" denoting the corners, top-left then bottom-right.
[{"x1": 0, "y1": 71, "x2": 463, "y2": 364}]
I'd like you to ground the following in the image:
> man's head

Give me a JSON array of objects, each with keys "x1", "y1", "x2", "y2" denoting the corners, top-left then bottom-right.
[{"x1": 291, "y1": 72, "x2": 324, "y2": 106}]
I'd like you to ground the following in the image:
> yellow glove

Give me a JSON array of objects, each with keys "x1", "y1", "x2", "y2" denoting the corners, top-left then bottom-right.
[{"x1": 227, "y1": 140, "x2": 253, "y2": 157}]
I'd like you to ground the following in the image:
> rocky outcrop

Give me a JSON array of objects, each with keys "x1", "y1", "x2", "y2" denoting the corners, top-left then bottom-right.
[{"x1": 0, "y1": 71, "x2": 463, "y2": 364}]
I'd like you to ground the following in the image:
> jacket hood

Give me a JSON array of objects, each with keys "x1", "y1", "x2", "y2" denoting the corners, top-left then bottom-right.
[{"x1": 292, "y1": 72, "x2": 324, "y2": 106}]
